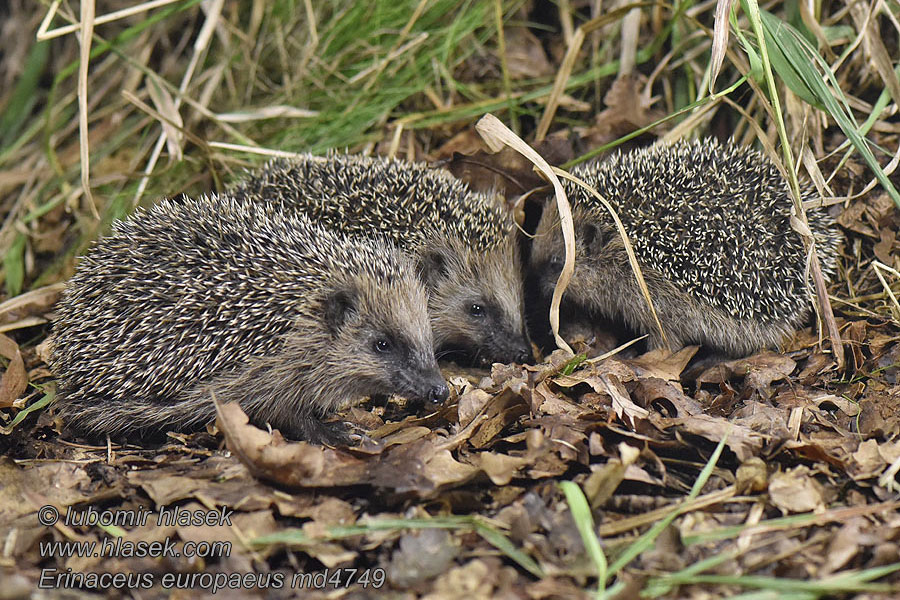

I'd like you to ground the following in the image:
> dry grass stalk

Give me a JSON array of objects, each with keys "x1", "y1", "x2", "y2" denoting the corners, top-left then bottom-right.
[{"x1": 476, "y1": 113, "x2": 575, "y2": 354}]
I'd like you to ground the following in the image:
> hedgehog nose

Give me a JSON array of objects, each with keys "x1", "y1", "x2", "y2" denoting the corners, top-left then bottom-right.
[
  {"x1": 428, "y1": 383, "x2": 449, "y2": 404},
  {"x1": 514, "y1": 347, "x2": 532, "y2": 364}
]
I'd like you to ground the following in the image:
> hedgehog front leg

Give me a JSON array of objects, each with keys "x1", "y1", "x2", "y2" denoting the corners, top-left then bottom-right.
[{"x1": 292, "y1": 416, "x2": 355, "y2": 446}]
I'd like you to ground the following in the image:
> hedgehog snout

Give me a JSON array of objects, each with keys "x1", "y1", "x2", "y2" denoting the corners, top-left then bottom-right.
[
  {"x1": 402, "y1": 366, "x2": 448, "y2": 405},
  {"x1": 427, "y1": 381, "x2": 450, "y2": 404},
  {"x1": 486, "y1": 337, "x2": 533, "y2": 365}
]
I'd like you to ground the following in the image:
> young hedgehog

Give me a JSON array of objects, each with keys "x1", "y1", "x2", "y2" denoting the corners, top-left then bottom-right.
[
  {"x1": 229, "y1": 154, "x2": 532, "y2": 366},
  {"x1": 531, "y1": 139, "x2": 841, "y2": 356},
  {"x1": 50, "y1": 195, "x2": 448, "y2": 445}
]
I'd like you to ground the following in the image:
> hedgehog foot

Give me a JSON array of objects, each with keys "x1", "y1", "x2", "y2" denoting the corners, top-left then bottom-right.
[{"x1": 291, "y1": 417, "x2": 356, "y2": 447}]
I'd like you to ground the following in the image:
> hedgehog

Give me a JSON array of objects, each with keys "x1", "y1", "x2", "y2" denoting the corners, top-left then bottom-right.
[
  {"x1": 530, "y1": 139, "x2": 841, "y2": 356},
  {"x1": 49, "y1": 194, "x2": 448, "y2": 445},
  {"x1": 229, "y1": 154, "x2": 532, "y2": 366}
]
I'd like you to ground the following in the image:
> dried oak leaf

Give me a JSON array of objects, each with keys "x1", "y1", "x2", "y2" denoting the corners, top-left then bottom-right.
[
  {"x1": 0, "y1": 333, "x2": 27, "y2": 409},
  {"x1": 436, "y1": 137, "x2": 574, "y2": 198},
  {"x1": 696, "y1": 352, "x2": 796, "y2": 396},
  {"x1": 588, "y1": 73, "x2": 665, "y2": 144},
  {"x1": 768, "y1": 466, "x2": 826, "y2": 513},
  {"x1": 663, "y1": 414, "x2": 765, "y2": 461},
  {"x1": 217, "y1": 402, "x2": 369, "y2": 488},
  {"x1": 628, "y1": 345, "x2": 699, "y2": 381}
]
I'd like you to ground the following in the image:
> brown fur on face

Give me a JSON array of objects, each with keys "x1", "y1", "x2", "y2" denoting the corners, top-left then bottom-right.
[
  {"x1": 50, "y1": 195, "x2": 445, "y2": 444},
  {"x1": 418, "y1": 236, "x2": 530, "y2": 365},
  {"x1": 230, "y1": 154, "x2": 532, "y2": 366},
  {"x1": 530, "y1": 140, "x2": 841, "y2": 357}
]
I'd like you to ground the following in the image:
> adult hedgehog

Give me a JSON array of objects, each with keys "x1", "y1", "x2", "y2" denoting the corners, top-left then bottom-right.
[
  {"x1": 230, "y1": 154, "x2": 531, "y2": 366},
  {"x1": 50, "y1": 195, "x2": 447, "y2": 444},
  {"x1": 530, "y1": 139, "x2": 841, "y2": 356}
]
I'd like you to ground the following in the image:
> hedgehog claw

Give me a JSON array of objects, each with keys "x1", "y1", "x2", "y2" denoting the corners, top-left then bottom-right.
[{"x1": 293, "y1": 417, "x2": 355, "y2": 447}]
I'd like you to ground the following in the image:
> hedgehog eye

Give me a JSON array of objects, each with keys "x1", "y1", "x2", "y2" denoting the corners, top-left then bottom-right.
[
  {"x1": 469, "y1": 303, "x2": 485, "y2": 318},
  {"x1": 373, "y1": 338, "x2": 393, "y2": 353}
]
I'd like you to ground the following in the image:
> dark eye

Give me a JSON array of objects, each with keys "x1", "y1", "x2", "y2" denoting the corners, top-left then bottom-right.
[
  {"x1": 373, "y1": 338, "x2": 392, "y2": 353},
  {"x1": 469, "y1": 303, "x2": 485, "y2": 317}
]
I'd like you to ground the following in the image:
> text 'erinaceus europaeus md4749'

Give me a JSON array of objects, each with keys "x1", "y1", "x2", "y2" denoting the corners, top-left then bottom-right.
[
  {"x1": 531, "y1": 139, "x2": 841, "y2": 356},
  {"x1": 50, "y1": 195, "x2": 447, "y2": 444},
  {"x1": 230, "y1": 154, "x2": 532, "y2": 366}
]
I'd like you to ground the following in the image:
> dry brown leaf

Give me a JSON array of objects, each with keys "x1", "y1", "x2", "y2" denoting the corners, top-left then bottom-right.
[
  {"x1": 735, "y1": 457, "x2": 769, "y2": 494},
  {"x1": 629, "y1": 345, "x2": 699, "y2": 381},
  {"x1": 458, "y1": 388, "x2": 493, "y2": 428},
  {"x1": 579, "y1": 373, "x2": 649, "y2": 427},
  {"x1": 850, "y1": 439, "x2": 885, "y2": 480},
  {"x1": 768, "y1": 467, "x2": 825, "y2": 513},
  {"x1": 378, "y1": 426, "x2": 433, "y2": 447},
  {"x1": 504, "y1": 28, "x2": 553, "y2": 79},
  {"x1": 697, "y1": 352, "x2": 796, "y2": 396},
  {"x1": 423, "y1": 450, "x2": 480, "y2": 488},
  {"x1": 532, "y1": 381, "x2": 594, "y2": 418},
  {"x1": 857, "y1": 387, "x2": 900, "y2": 437},
  {"x1": 822, "y1": 518, "x2": 865, "y2": 575},
  {"x1": 668, "y1": 415, "x2": 765, "y2": 462},
  {"x1": 466, "y1": 389, "x2": 529, "y2": 449},
  {"x1": 128, "y1": 474, "x2": 204, "y2": 506},
  {"x1": 588, "y1": 73, "x2": 664, "y2": 142},
  {"x1": 438, "y1": 137, "x2": 575, "y2": 199},
  {"x1": 632, "y1": 377, "x2": 704, "y2": 417},
  {"x1": 474, "y1": 451, "x2": 530, "y2": 486},
  {"x1": 0, "y1": 336, "x2": 26, "y2": 409},
  {"x1": 874, "y1": 228, "x2": 896, "y2": 264},
  {"x1": 389, "y1": 529, "x2": 460, "y2": 588},
  {"x1": 217, "y1": 401, "x2": 366, "y2": 488}
]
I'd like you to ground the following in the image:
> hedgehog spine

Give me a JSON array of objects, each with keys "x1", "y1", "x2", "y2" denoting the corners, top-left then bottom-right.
[
  {"x1": 50, "y1": 194, "x2": 448, "y2": 444},
  {"x1": 530, "y1": 139, "x2": 841, "y2": 356},
  {"x1": 229, "y1": 154, "x2": 532, "y2": 366}
]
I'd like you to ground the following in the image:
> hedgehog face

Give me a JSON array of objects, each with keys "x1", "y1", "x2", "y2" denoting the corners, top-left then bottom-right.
[
  {"x1": 531, "y1": 203, "x2": 624, "y2": 317},
  {"x1": 319, "y1": 277, "x2": 448, "y2": 409},
  {"x1": 417, "y1": 239, "x2": 531, "y2": 366}
]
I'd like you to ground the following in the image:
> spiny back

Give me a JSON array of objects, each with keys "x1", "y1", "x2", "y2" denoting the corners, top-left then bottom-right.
[
  {"x1": 567, "y1": 139, "x2": 840, "y2": 323},
  {"x1": 51, "y1": 194, "x2": 415, "y2": 404},
  {"x1": 231, "y1": 154, "x2": 514, "y2": 252}
]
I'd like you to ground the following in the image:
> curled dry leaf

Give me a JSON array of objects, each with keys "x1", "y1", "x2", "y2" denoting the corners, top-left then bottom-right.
[
  {"x1": 216, "y1": 401, "x2": 365, "y2": 488},
  {"x1": 0, "y1": 333, "x2": 27, "y2": 410},
  {"x1": 587, "y1": 73, "x2": 665, "y2": 144},
  {"x1": 768, "y1": 467, "x2": 826, "y2": 514},
  {"x1": 696, "y1": 352, "x2": 797, "y2": 395},
  {"x1": 504, "y1": 28, "x2": 553, "y2": 79},
  {"x1": 669, "y1": 415, "x2": 765, "y2": 462},
  {"x1": 735, "y1": 457, "x2": 769, "y2": 494},
  {"x1": 631, "y1": 377, "x2": 705, "y2": 417},
  {"x1": 629, "y1": 346, "x2": 699, "y2": 381}
]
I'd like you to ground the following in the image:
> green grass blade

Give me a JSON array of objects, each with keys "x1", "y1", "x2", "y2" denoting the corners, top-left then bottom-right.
[
  {"x1": 560, "y1": 481, "x2": 607, "y2": 596},
  {"x1": 0, "y1": 40, "x2": 50, "y2": 147},
  {"x1": 2, "y1": 391, "x2": 55, "y2": 433},
  {"x1": 607, "y1": 432, "x2": 729, "y2": 577},
  {"x1": 756, "y1": 9, "x2": 900, "y2": 209}
]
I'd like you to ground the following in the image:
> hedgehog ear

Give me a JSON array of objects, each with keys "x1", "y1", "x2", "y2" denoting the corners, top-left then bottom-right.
[
  {"x1": 324, "y1": 288, "x2": 358, "y2": 335},
  {"x1": 580, "y1": 223, "x2": 608, "y2": 252},
  {"x1": 417, "y1": 248, "x2": 450, "y2": 290}
]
